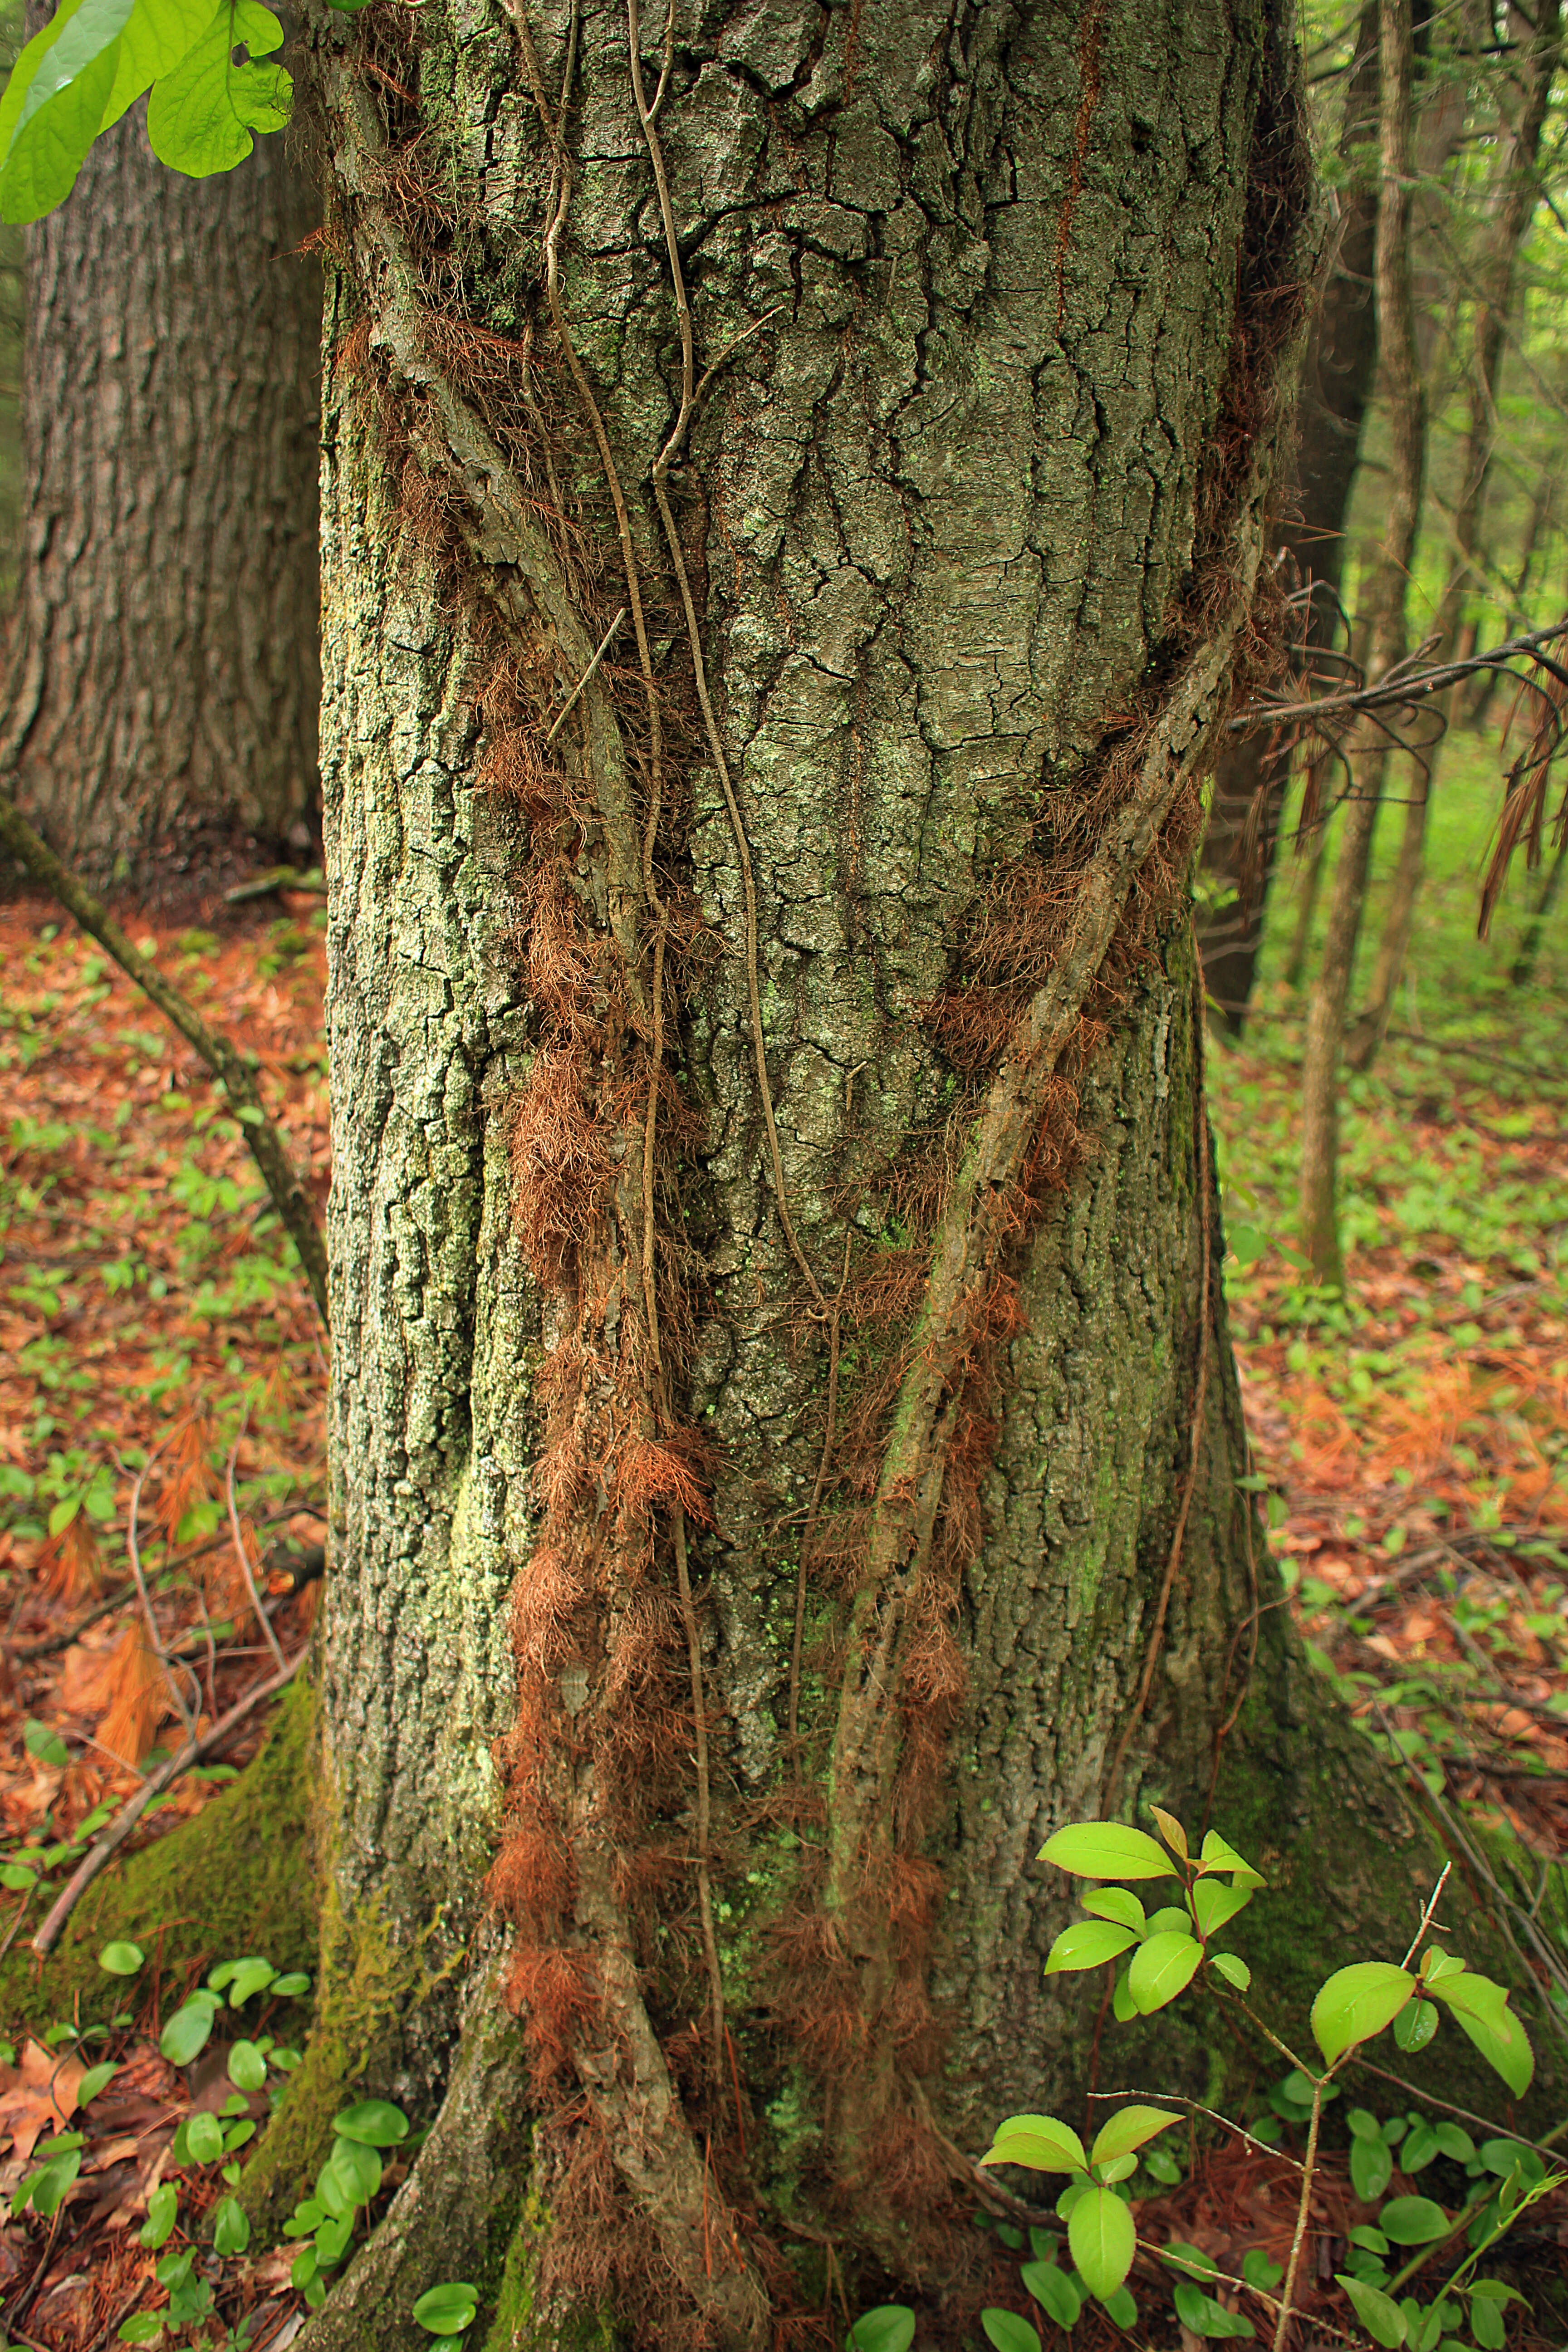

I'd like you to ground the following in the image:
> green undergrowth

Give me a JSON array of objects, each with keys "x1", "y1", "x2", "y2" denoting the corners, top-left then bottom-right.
[
  {"x1": 238, "y1": 1878, "x2": 432, "y2": 2235},
  {"x1": 1119, "y1": 1678, "x2": 1568, "y2": 2134},
  {"x1": 0, "y1": 1675, "x2": 319, "y2": 2040}
]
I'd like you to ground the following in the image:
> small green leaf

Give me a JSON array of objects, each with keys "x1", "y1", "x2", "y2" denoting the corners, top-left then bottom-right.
[
  {"x1": 1240, "y1": 2249, "x2": 1282, "y2": 2292},
  {"x1": 223, "y1": 1957, "x2": 278, "y2": 2008},
  {"x1": 23, "y1": 1718, "x2": 70, "y2": 1768},
  {"x1": 25, "y1": 2146, "x2": 83, "y2": 2215},
  {"x1": 1127, "y1": 1930, "x2": 1203, "y2": 2014},
  {"x1": 1111, "y1": 1968, "x2": 1137, "y2": 2023},
  {"x1": 412, "y1": 2283, "x2": 480, "y2": 2333},
  {"x1": 1045, "y1": 1921, "x2": 1139, "y2": 1975},
  {"x1": 1431, "y1": 2124, "x2": 1474, "y2": 2163},
  {"x1": 982, "y1": 2313, "x2": 1043, "y2": 2352},
  {"x1": 1088, "y1": 2105, "x2": 1181, "y2": 2169},
  {"x1": 331, "y1": 2134, "x2": 382, "y2": 2205},
  {"x1": 1039, "y1": 1823, "x2": 1177, "y2": 1881},
  {"x1": 0, "y1": 1862, "x2": 37, "y2": 1891},
  {"x1": 1427, "y1": 1973, "x2": 1534, "y2": 2098},
  {"x1": 140, "y1": 2182, "x2": 179, "y2": 2249},
  {"x1": 1067, "y1": 2184, "x2": 1136, "y2": 2302},
  {"x1": 77, "y1": 2060, "x2": 117, "y2": 2104},
  {"x1": 314, "y1": 2211, "x2": 353, "y2": 2266},
  {"x1": 1335, "y1": 2274, "x2": 1408, "y2": 2347},
  {"x1": 185, "y1": 2110, "x2": 224, "y2": 2165},
  {"x1": 271, "y1": 1971, "x2": 311, "y2": 1998},
  {"x1": 1350, "y1": 2134, "x2": 1392, "y2": 2204},
  {"x1": 1021, "y1": 2260, "x2": 1082, "y2": 2328},
  {"x1": 846, "y1": 2312, "x2": 916, "y2": 2352},
  {"x1": 1377, "y1": 2198, "x2": 1451, "y2": 2247},
  {"x1": 212, "y1": 2194, "x2": 250, "y2": 2254},
  {"x1": 333, "y1": 2098, "x2": 411, "y2": 2147},
  {"x1": 981, "y1": 2113, "x2": 1088, "y2": 2173},
  {"x1": 235, "y1": 1104, "x2": 265, "y2": 1124},
  {"x1": 1209, "y1": 1952, "x2": 1250, "y2": 1991},
  {"x1": 160, "y1": 2000, "x2": 216, "y2": 2067},
  {"x1": 1081, "y1": 1888, "x2": 1147, "y2": 1932},
  {"x1": 1468, "y1": 2292, "x2": 1505, "y2": 2349},
  {"x1": 1191, "y1": 1878, "x2": 1253, "y2": 1936},
  {"x1": 1172, "y1": 2281, "x2": 1254, "y2": 2339},
  {"x1": 1310, "y1": 1964, "x2": 1415, "y2": 2065},
  {"x1": 227, "y1": 2040, "x2": 268, "y2": 2092},
  {"x1": 1102, "y1": 2287, "x2": 1137, "y2": 2332},
  {"x1": 846, "y1": 2316, "x2": 916, "y2": 2352},
  {"x1": 119, "y1": 2318, "x2": 165, "y2": 2346},
  {"x1": 1196, "y1": 1831, "x2": 1264, "y2": 1886},
  {"x1": 98, "y1": 1940, "x2": 145, "y2": 1976},
  {"x1": 1163, "y1": 2242, "x2": 1219, "y2": 2282},
  {"x1": 145, "y1": 0, "x2": 290, "y2": 177},
  {"x1": 1148, "y1": 1805, "x2": 1188, "y2": 1860}
]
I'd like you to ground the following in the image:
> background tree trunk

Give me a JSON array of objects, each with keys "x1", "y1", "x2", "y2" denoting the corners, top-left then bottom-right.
[
  {"x1": 283, "y1": 4, "x2": 1532, "y2": 2343},
  {"x1": 1197, "y1": 0, "x2": 1380, "y2": 1032},
  {"x1": 1346, "y1": 0, "x2": 1563, "y2": 1070},
  {"x1": 2, "y1": 108, "x2": 322, "y2": 890},
  {"x1": 1299, "y1": 0, "x2": 1426, "y2": 1289}
]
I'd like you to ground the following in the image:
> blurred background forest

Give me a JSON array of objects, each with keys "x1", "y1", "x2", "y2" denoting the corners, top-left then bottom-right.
[{"x1": 2, "y1": 0, "x2": 1568, "y2": 2346}]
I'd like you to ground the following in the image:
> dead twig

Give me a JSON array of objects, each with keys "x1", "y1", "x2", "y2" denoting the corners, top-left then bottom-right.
[{"x1": 225, "y1": 1421, "x2": 286, "y2": 1675}]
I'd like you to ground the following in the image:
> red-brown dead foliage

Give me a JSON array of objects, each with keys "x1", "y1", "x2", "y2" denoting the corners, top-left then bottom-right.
[
  {"x1": 618, "y1": 1433, "x2": 713, "y2": 1527},
  {"x1": 505, "y1": 1942, "x2": 601, "y2": 2095},
  {"x1": 510, "y1": 1543, "x2": 585, "y2": 1676},
  {"x1": 97, "y1": 1625, "x2": 169, "y2": 1771},
  {"x1": 509, "y1": 1051, "x2": 611, "y2": 1278},
  {"x1": 489, "y1": 1808, "x2": 575, "y2": 1934},
  {"x1": 36, "y1": 1514, "x2": 104, "y2": 1607},
  {"x1": 515, "y1": 862, "x2": 604, "y2": 1039},
  {"x1": 852, "y1": 2108, "x2": 953, "y2": 2222}
]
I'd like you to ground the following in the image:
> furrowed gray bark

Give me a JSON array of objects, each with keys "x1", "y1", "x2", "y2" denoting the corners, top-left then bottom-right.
[{"x1": 4, "y1": 104, "x2": 321, "y2": 885}]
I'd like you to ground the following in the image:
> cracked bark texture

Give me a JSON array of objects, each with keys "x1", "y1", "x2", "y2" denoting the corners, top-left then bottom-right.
[
  {"x1": 4, "y1": 109, "x2": 321, "y2": 886},
  {"x1": 297, "y1": 2, "x2": 1514, "y2": 2341}
]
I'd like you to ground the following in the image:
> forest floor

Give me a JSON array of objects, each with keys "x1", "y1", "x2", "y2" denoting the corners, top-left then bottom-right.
[{"x1": 0, "y1": 743, "x2": 1566, "y2": 2346}]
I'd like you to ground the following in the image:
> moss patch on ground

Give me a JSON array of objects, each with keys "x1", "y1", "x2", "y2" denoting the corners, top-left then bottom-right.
[{"x1": 0, "y1": 1676, "x2": 319, "y2": 2041}]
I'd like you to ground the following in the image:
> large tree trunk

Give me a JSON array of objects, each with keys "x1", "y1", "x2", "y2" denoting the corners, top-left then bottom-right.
[
  {"x1": 2, "y1": 110, "x2": 322, "y2": 887},
  {"x1": 273, "y1": 3, "x2": 1533, "y2": 2344}
]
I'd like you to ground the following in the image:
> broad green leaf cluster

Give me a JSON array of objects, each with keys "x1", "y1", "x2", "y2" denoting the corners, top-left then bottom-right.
[
  {"x1": 283, "y1": 2097, "x2": 411, "y2": 2308},
  {"x1": 0, "y1": 0, "x2": 292, "y2": 222},
  {"x1": 1039, "y1": 1808, "x2": 1263, "y2": 2018}
]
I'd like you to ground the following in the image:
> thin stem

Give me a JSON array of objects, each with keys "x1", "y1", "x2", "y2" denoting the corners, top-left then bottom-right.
[
  {"x1": 123, "y1": 1450, "x2": 196, "y2": 1741},
  {"x1": 1399, "y1": 1861, "x2": 1451, "y2": 1968},
  {"x1": 1273, "y1": 2073, "x2": 1324, "y2": 2352},
  {"x1": 673, "y1": 1506, "x2": 725, "y2": 2081},
  {"x1": 1085, "y1": 2088, "x2": 1305, "y2": 2172},
  {"x1": 225, "y1": 1422, "x2": 286, "y2": 1675}
]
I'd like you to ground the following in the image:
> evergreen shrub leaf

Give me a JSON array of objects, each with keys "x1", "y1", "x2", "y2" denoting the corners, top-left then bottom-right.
[
  {"x1": 1039, "y1": 1823, "x2": 1176, "y2": 1880},
  {"x1": 1310, "y1": 1964, "x2": 1415, "y2": 2064},
  {"x1": 1067, "y1": 2184, "x2": 1135, "y2": 2300}
]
